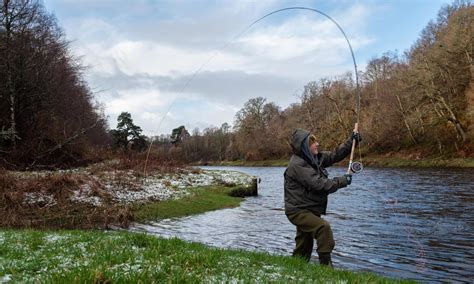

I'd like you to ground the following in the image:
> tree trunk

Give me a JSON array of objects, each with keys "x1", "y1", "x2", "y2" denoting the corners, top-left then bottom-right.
[
  {"x1": 465, "y1": 63, "x2": 474, "y2": 140},
  {"x1": 437, "y1": 95, "x2": 467, "y2": 142},
  {"x1": 415, "y1": 106, "x2": 426, "y2": 134},
  {"x1": 302, "y1": 101, "x2": 316, "y2": 131},
  {"x1": 395, "y1": 94, "x2": 418, "y2": 145},
  {"x1": 8, "y1": 76, "x2": 16, "y2": 145},
  {"x1": 324, "y1": 94, "x2": 349, "y2": 133},
  {"x1": 423, "y1": 60, "x2": 467, "y2": 142},
  {"x1": 3, "y1": 0, "x2": 18, "y2": 146},
  {"x1": 429, "y1": 97, "x2": 444, "y2": 118}
]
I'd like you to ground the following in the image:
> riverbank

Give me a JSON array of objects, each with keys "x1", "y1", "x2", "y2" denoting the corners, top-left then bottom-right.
[
  {"x1": 133, "y1": 185, "x2": 255, "y2": 222},
  {"x1": 0, "y1": 229, "x2": 413, "y2": 283},
  {"x1": 203, "y1": 156, "x2": 474, "y2": 168},
  {"x1": 0, "y1": 161, "x2": 257, "y2": 229},
  {"x1": 362, "y1": 156, "x2": 474, "y2": 168}
]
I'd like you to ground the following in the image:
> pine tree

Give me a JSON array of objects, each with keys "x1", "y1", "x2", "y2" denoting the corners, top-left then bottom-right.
[{"x1": 110, "y1": 112, "x2": 147, "y2": 151}]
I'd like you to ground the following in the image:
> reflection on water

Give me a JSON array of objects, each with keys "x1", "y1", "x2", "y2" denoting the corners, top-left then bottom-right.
[{"x1": 130, "y1": 166, "x2": 474, "y2": 283}]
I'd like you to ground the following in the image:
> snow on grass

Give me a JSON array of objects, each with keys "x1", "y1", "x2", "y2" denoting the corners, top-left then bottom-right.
[
  {"x1": 105, "y1": 174, "x2": 189, "y2": 203},
  {"x1": 18, "y1": 167, "x2": 255, "y2": 207},
  {"x1": 0, "y1": 231, "x2": 158, "y2": 282},
  {"x1": 43, "y1": 234, "x2": 70, "y2": 244},
  {"x1": 70, "y1": 183, "x2": 103, "y2": 206},
  {"x1": 0, "y1": 275, "x2": 12, "y2": 283},
  {"x1": 101, "y1": 169, "x2": 254, "y2": 205},
  {"x1": 22, "y1": 192, "x2": 57, "y2": 207},
  {"x1": 0, "y1": 230, "x2": 398, "y2": 283}
]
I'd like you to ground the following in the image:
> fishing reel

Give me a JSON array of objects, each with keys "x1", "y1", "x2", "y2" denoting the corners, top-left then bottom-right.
[{"x1": 349, "y1": 161, "x2": 363, "y2": 174}]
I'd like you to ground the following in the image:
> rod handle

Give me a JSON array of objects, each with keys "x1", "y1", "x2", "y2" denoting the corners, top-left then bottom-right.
[{"x1": 347, "y1": 123, "x2": 359, "y2": 174}]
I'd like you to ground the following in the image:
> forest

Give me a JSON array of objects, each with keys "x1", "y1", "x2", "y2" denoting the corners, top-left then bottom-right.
[
  {"x1": 0, "y1": 0, "x2": 472, "y2": 168},
  {"x1": 0, "y1": 0, "x2": 109, "y2": 168},
  {"x1": 167, "y1": 2, "x2": 474, "y2": 163}
]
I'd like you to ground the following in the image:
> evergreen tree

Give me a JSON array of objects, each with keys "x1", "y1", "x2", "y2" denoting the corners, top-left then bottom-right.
[
  {"x1": 111, "y1": 112, "x2": 147, "y2": 151},
  {"x1": 170, "y1": 126, "x2": 189, "y2": 145}
]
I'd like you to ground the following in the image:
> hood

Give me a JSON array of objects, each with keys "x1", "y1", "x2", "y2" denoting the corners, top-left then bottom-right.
[
  {"x1": 291, "y1": 128, "x2": 320, "y2": 168},
  {"x1": 290, "y1": 128, "x2": 310, "y2": 156}
]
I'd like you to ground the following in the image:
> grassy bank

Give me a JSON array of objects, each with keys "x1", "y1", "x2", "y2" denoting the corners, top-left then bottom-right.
[
  {"x1": 133, "y1": 184, "x2": 256, "y2": 222},
  {"x1": 1, "y1": 164, "x2": 257, "y2": 229},
  {"x1": 362, "y1": 156, "x2": 474, "y2": 168},
  {"x1": 0, "y1": 230, "x2": 413, "y2": 283},
  {"x1": 205, "y1": 157, "x2": 474, "y2": 168}
]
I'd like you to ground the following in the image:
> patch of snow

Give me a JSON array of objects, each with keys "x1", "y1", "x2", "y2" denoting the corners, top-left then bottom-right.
[
  {"x1": 95, "y1": 169, "x2": 254, "y2": 205},
  {"x1": 70, "y1": 183, "x2": 103, "y2": 206},
  {"x1": 44, "y1": 234, "x2": 69, "y2": 244},
  {"x1": 0, "y1": 274, "x2": 12, "y2": 283},
  {"x1": 74, "y1": 242, "x2": 88, "y2": 253},
  {"x1": 105, "y1": 181, "x2": 188, "y2": 203},
  {"x1": 110, "y1": 262, "x2": 144, "y2": 273},
  {"x1": 22, "y1": 192, "x2": 57, "y2": 207},
  {"x1": 14, "y1": 167, "x2": 255, "y2": 207}
]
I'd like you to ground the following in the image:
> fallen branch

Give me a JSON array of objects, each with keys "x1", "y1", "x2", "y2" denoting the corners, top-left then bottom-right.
[
  {"x1": 0, "y1": 128, "x2": 21, "y2": 141},
  {"x1": 0, "y1": 156, "x2": 18, "y2": 169},
  {"x1": 31, "y1": 120, "x2": 99, "y2": 165}
]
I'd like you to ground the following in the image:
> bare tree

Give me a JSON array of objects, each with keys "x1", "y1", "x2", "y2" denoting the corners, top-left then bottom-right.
[{"x1": 0, "y1": 0, "x2": 109, "y2": 168}]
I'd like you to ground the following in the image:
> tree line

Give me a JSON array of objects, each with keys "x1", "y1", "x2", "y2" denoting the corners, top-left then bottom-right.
[
  {"x1": 166, "y1": 2, "x2": 473, "y2": 162},
  {"x1": 1, "y1": 1, "x2": 472, "y2": 168},
  {"x1": 0, "y1": 0, "x2": 109, "y2": 168}
]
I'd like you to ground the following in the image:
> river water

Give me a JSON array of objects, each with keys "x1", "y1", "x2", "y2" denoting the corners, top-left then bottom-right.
[{"x1": 130, "y1": 166, "x2": 474, "y2": 283}]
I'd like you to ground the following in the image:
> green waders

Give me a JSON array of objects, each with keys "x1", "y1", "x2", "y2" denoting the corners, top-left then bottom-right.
[{"x1": 287, "y1": 209, "x2": 335, "y2": 266}]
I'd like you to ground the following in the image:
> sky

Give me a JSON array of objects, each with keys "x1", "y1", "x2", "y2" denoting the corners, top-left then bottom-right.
[{"x1": 42, "y1": 0, "x2": 451, "y2": 136}]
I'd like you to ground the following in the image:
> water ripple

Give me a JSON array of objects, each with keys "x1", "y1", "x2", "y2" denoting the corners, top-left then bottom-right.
[{"x1": 130, "y1": 166, "x2": 474, "y2": 283}]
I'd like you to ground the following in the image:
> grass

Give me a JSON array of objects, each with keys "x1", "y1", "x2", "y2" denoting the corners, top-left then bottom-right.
[
  {"x1": 0, "y1": 229, "x2": 414, "y2": 283},
  {"x1": 362, "y1": 157, "x2": 474, "y2": 168},
  {"x1": 132, "y1": 186, "x2": 245, "y2": 222}
]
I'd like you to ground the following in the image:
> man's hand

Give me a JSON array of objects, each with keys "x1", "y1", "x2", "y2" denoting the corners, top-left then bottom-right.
[
  {"x1": 351, "y1": 132, "x2": 362, "y2": 143},
  {"x1": 336, "y1": 174, "x2": 352, "y2": 188},
  {"x1": 344, "y1": 174, "x2": 352, "y2": 185}
]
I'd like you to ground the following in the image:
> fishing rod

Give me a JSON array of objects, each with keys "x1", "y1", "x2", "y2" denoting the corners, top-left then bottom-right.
[{"x1": 144, "y1": 6, "x2": 363, "y2": 175}]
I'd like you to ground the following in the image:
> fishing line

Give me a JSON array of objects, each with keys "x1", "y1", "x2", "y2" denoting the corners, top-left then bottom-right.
[
  {"x1": 362, "y1": 186, "x2": 427, "y2": 272},
  {"x1": 265, "y1": 182, "x2": 427, "y2": 270},
  {"x1": 144, "y1": 7, "x2": 362, "y2": 174}
]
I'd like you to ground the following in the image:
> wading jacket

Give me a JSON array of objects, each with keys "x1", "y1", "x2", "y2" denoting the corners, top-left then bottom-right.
[{"x1": 284, "y1": 128, "x2": 352, "y2": 216}]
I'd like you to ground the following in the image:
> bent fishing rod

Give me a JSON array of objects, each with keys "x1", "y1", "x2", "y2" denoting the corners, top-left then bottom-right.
[{"x1": 144, "y1": 6, "x2": 363, "y2": 175}]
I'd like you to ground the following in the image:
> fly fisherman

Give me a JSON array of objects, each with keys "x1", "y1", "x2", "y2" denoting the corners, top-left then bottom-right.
[{"x1": 284, "y1": 128, "x2": 361, "y2": 266}]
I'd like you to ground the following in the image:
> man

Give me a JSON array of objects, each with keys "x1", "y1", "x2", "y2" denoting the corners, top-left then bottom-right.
[{"x1": 284, "y1": 128, "x2": 361, "y2": 266}]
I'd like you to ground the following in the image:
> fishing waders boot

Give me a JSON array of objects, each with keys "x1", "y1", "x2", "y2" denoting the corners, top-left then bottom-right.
[
  {"x1": 287, "y1": 210, "x2": 336, "y2": 265},
  {"x1": 292, "y1": 229, "x2": 313, "y2": 262},
  {"x1": 318, "y1": 252, "x2": 333, "y2": 268}
]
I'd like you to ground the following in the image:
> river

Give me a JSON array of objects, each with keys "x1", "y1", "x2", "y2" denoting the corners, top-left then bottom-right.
[{"x1": 130, "y1": 166, "x2": 474, "y2": 283}]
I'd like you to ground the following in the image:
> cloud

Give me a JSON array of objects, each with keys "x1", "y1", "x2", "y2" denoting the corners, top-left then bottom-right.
[
  {"x1": 231, "y1": 6, "x2": 374, "y2": 74},
  {"x1": 106, "y1": 89, "x2": 168, "y2": 115},
  {"x1": 91, "y1": 69, "x2": 299, "y2": 103},
  {"x1": 46, "y1": 0, "x2": 376, "y2": 135},
  {"x1": 105, "y1": 41, "x2": 253, "y2": 77},
  {"x1": 126, "y1": 100, "x2": 240, "y2": 137},
  {"x1": 96, "y1": 69, "x2": 300, "y2": 135}
]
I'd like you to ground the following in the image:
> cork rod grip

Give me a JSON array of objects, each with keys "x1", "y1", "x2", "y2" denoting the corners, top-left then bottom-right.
[{"x1": 347, "y1": 123, "x2": 358, "y2": 174}]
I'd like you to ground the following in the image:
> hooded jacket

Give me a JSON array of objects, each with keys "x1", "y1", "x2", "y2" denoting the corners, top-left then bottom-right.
[{"x1": 284, "y1": 128, "x2": 352, "y2": 216}]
